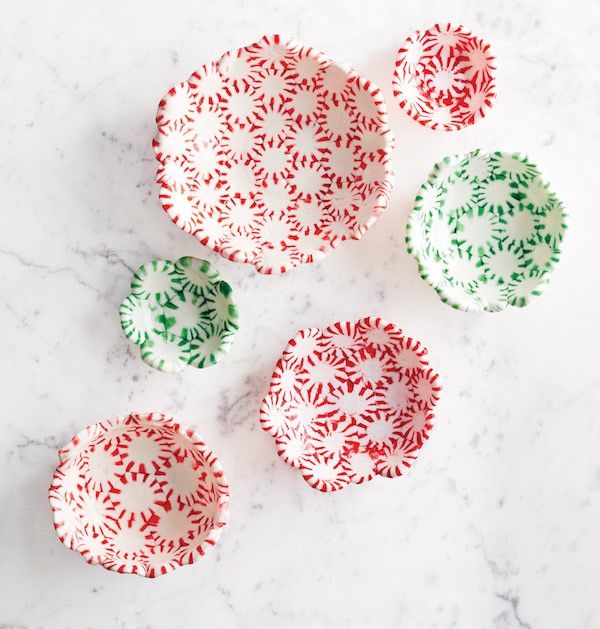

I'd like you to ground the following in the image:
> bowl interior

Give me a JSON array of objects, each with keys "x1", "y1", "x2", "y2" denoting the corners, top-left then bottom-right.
[
  {"x1": 154, "y1": 35, "x2": 393, "y2": 273},
  {"x1": 407, "y1": 151, "x2": 567, "y2": 311},
  {"x1": 49, "y1": 414, "x2": 228, "y2": 577},
  {"x1": 260, "y1": 317, "x2": 440, "y2": 492}
]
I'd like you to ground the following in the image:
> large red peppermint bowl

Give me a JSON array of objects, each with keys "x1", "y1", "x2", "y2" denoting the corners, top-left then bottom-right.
[
  {"x1": 260, "y1": 317, "x2": 441, "y2": 492},
  {"x1": 48, "y1": 413, "x2": 229, "y2": 578},
  {"x1": 393, "y1": 23, "x2": 496, "y2": 131},
  {"x1": 153, "y1": 34, "x2": 394, "y2": 274}
]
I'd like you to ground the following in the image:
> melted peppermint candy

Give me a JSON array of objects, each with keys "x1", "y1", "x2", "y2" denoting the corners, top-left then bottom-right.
[
  {"x1": 153, "y1": 34, "x2": 394, "y2": 274},
  {"x1": 393, "y1": 23, "x2": 496, "y2": 131},
  {"x1": 260, "y1": 317, "x2": 441, "y2": 492},
  {"x1": 406, "y1": 150, "x2": 567, "y2": 312},
  {"x1": 48, "y1": 413, "x2": 229, "y2": 578}
]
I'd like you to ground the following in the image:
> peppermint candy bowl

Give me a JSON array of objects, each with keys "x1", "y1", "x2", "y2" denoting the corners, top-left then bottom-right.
[
  {"x1": 393, "y1": 23, "x2": 496, "y2": 131},
  {"x1": 260, "y1": 317, "x2": 441, "y2": 492},
  {"x1": 119, "y1": 256, "x2": 239, "y2": 373},
  {"x1": 153, "y1": 34, "x2": 394, "y2": 274},
  {"x1": 48, "y1": 413, "x2": 230, "y2": 578},
  {"x1": 406, "y1": 150, "x2": 567, "y2": 312}
]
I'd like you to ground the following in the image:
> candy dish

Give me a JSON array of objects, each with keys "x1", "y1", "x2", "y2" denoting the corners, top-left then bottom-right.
[
  {"x1": 48, "y1": 412, "x2": 229, "y2": 578},
  {"x1": 392, "y1": 23, "x2": 496, "y2": 131},
  {"x1": 119, "y1": 256, "x2": 239, "y2": 372},
  {"x1": 153, "y1": 34, "x2": 394, "y2": 274},
  {"x1": 406, "y1": 150, "x2": 567, "y2": 312},
  {"x1": 260, "y1": 316, "x2": 441, "y2": 492}
]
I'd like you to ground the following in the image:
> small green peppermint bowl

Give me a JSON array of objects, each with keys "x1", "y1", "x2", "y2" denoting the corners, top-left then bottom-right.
[
  {"x1": 406, "y1": 150, "x2": 567, "y2": 312},
  {"x1": 119, "y1": 256, "x2": 239, "y2": 372}
]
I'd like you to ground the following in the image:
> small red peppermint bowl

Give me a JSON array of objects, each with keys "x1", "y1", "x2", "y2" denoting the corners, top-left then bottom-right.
[
  {"x1": 48, "y1": 413, "x2": 229, "y2": 578},
  {"x1": 260, "y1": 316, "x2": 441, "y2": 492},
  {"x1": 153, "y1": 34, "x2": 394, "y2": 274},
  {"x1": 392, "y1": 23, "x2": 496, "y2": 131}
]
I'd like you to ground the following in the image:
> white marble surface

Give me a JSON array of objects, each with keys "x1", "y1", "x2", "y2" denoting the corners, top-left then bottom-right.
[{"x1": 1, "y1": 0, "x2": 599, "y2": 627}]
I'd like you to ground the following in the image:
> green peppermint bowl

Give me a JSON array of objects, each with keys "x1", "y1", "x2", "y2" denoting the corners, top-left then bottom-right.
[
  {"x1": 406, "y1": 150, "x2": 567, "y2": 312},
  {"x1": 119, "y1": 256, "x2": 239, "y2": 372}
]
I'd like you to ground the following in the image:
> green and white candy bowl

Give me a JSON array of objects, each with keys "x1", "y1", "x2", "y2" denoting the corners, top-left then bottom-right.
[
  {"x1": 119, "y1": 256, "x2": 239, "y2": 372},
  {"x1": 406, "y1": 150, "x2": 567, "y2": 312}
]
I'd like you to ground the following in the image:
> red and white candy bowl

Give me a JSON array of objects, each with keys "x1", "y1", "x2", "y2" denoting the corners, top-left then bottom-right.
[
  {"x1": 153, "y1": 34, "x2": 394, "y2": 274},
  {"x1": 260, "y1": 317, "x2": 441, "y2": 492},
  {"x1": 48, "y1": 413, "x2": 229, "y2": 577},
  {"x1": 392, "y1": 23, "x2": 496, "y2": 131}
]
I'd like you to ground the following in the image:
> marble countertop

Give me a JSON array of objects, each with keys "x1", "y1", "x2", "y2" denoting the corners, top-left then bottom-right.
[{"x1": 1, "y1": 0, "x2": 599, "y2": 627}]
